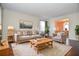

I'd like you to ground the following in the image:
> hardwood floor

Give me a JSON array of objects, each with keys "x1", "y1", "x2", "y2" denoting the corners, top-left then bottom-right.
[{"x1": 69, "y1": 40, "x2": 79, "y2": 56}]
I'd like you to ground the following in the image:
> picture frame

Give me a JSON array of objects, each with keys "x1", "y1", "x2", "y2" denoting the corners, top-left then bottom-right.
[{"x1": 19, "y1": 20, "x2": 33, "y2": 29}]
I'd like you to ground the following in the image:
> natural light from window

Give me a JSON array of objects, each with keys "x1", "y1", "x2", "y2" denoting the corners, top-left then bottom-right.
[{"x1": 40, "y1": 21, "x2": 45, "y2": 32}]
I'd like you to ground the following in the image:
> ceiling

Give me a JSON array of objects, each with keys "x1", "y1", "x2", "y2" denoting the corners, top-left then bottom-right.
[{"x1": 1, "y1": 3, "x2": 79, "y2": 18}]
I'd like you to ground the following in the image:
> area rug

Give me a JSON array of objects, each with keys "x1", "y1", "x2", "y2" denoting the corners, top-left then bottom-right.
[{"x1": 11, "y1": 41, "x2": 72, "y2": 56}]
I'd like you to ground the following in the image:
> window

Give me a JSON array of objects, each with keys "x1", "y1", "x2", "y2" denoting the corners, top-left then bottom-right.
[{"x1": 40, "y1": 21, "x2": 45, "y2": 32}]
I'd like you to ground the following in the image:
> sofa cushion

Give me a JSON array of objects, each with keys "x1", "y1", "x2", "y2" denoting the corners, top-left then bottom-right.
[
  {"x1": 27, "y1": 31, "x2": 32, "y2": 35},
  {"x1": 19, "y1": 36, "x2": 32, "y2": 40},
  {"x1": 18, "y1": 34, "x2": 41, "y2": 40},
  {"x1": 22, "y1": 31, "x2": 27, "y2": 36},
  {"x1": 17, "y1": 31, "x2": 23, "y2": 35}
]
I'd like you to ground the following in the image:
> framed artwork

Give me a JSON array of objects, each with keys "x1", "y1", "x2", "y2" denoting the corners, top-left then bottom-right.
[{"x1": 19, "y1": 20, "x2": 33, "y2": 29}]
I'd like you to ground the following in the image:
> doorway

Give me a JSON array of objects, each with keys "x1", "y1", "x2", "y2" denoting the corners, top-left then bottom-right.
[{"x1": 55, "y1": 18, "x2": 69, "y2": 33}]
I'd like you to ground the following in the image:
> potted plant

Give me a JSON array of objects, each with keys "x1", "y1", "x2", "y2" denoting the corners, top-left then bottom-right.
[
  {"x1": 75, "y1": 25, "x2": 79, "y2": 40},
  {"x1": 45, "y1": 21, "x2": 49, "y2": 37}
]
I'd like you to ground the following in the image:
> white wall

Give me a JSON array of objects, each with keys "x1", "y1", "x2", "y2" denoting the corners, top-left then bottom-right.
[
  {"x1": 2, "y1": 9, "x2": 40, "y2": 39},
  {"x1": 2, "y1": 8, "x2": 79, "y2": 40},
  {"x1": 48, "y1": 12, "x2": 79, "y2": 40}
]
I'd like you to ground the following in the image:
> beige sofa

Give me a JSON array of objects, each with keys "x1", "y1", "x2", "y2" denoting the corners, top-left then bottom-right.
[{"x1": 14, "y1": 30, "x2": 42, "y2": 43}]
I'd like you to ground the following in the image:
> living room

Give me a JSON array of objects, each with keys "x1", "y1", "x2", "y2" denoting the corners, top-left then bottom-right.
[{"x1": 0, "y1": 3, "x2": 79, "y2": 56}]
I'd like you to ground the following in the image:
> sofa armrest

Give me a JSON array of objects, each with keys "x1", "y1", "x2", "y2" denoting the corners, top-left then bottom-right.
[{"x1": 14, "y1": 34, "x2": 21, "y2": 42}]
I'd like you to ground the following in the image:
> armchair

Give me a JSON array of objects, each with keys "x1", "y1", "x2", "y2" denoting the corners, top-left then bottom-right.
[{"x1": 52, "y1": 32, "x2": 67, "y2": 44}]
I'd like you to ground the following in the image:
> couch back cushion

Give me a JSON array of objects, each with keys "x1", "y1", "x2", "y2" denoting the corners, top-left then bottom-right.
[
  {"x1": 16, "y1": 31, "x2": 23, "y2": 35},
  {"x1": 16, "y1": 30, "x2": 39, "y2": 36},
  {"x1": 22, "y1": 31, "x2": 27, "y2": 36},
  {"x1": 27, "y1": 31, "x2": 32, "y2": 35}
]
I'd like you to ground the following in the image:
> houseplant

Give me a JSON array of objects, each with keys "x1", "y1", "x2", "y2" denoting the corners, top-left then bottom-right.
[
  {"x1": 75, "y1": 25, "x2": 79, "y2": 35},
  {"x1": 75, "y1": 25, "x2": 79, "y2": 40},
  {"x1": 45, "y1": 21, "x2": 49, "y2": 37}
]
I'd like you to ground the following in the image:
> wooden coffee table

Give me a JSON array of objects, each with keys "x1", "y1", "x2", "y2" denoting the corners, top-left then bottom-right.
[{"x1": 30, "y1": 38, "x2": 53, "y2": 53}]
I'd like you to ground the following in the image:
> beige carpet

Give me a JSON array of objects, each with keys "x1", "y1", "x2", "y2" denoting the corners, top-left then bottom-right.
[{"x1": 11, "y1": 41, "x2": 72, "y2": 56}]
